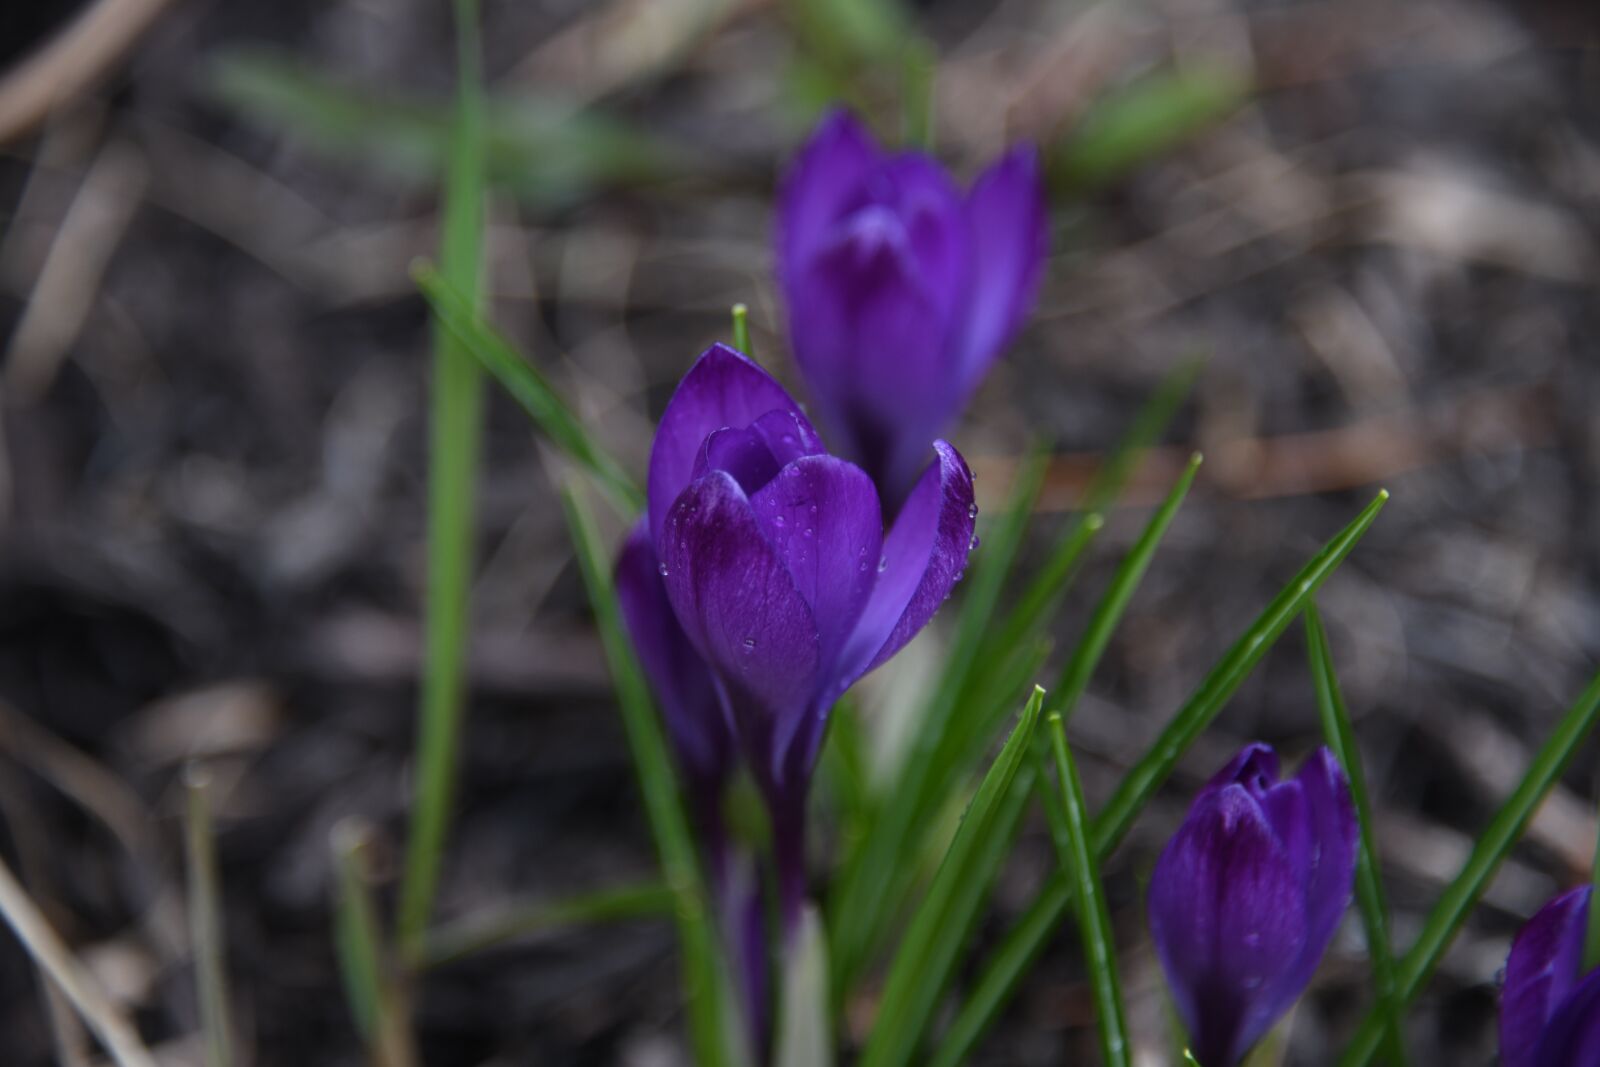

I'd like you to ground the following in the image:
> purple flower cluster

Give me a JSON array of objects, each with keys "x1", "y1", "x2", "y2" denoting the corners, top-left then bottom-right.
[
  {"x1": 1148, "y1": 744, "x2": 1359, "y2": 1066},
  {"x1": 1502, "y1": 887, "x2": 1600, "y2": 1066}
]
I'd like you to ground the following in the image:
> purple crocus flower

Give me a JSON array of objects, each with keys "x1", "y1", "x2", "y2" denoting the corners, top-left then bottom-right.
[
  {"x1": 650, "y1": 343, "x2": 977, "y2": 923},
  {"x1": 777, "y1": 109, "x2": 1047, "y2": 505},
  {"x1": 1147, "y1": 744, "x2": 1358, "y2": 1067},
  {"x1": 1502, "y1": 886, "x2": 1600, "y2": 1067}
]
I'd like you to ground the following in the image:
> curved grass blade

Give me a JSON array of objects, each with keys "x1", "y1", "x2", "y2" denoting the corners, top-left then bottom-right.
[
  {"x1": 1338, "y1": 665, "x2": 1600, "y2": 1067},
  {"x1": 828, "y1": 448, "x2": 1048, "y2": 989},
  {"x1": 858, "y1": 687, "x2": 1045, "y2": 1067},
  {"x1": 1046, "y1": 713, "x2": 1132, "y2": 1067},
  {"x1": 1304, "y1": 603, "x2": 1407, "y2": 1066},
  {"x1": 1051, "y1": 452, "x2": 1201, "y2": 726},
  {"x1": 563, "y1": 482, "x2": 731, "y2": 1067},
  {"x1": 184, "y1": 766, "x2": 233, "y2": 1067},
  {"x1": 419, "y1": 882, "x2": 675, "y2": 968},
  {"x1": 399, "y1": 0, "x2": 488, "y2": 956},
  {"x1": 932, "y1": 489, "x2": 1389, "y2": 1065},
  {"x1": 414, "y1": 262, "x2": 643, "y2": 514}
]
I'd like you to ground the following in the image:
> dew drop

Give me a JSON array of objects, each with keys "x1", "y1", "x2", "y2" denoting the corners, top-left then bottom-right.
[
  {"x1": 803, "y1": 527, "x2": 814, "y2": 538},
  {"x1": 809, "y1": 504, "x2": 818, "y2": 514},
  {"x1": 657, "y1": 563, "x2": 669, "y2": 577},
  {"x1": 967, "y1": 502, "x2": 978, "y2": 519},
  {"x1": 859, "y1": 561, "x2": 869, "y2": 572},
  {"x1": 774, "y1": 515, "x2": 785, "y2": 527},
  {"x1": 878, "y1": 555, "x2": 888, "y2": 572},
  {"x1": 742, "y1": 637, "x2": 757, "y2": 651},
  {"x1": 968, "y1": 534, "x2": 980, "y2": 551},
  {"x1": 954, "y1": 570, "x2": 965, "y2": 583}
]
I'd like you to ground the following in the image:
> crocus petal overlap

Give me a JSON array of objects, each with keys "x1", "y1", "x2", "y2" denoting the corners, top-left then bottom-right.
[
  {"x1": 1149, "y1": 744, "x2": 1357, "y2": 1066},
  {"x1": 1502, "y1": 886, "x2": 1598, "y2": 1067},
  {"x1": 778, "y1": 109, "x2": 1047, "y2": 502}
]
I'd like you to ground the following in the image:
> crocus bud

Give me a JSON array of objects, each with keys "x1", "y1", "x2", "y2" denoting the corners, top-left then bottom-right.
[
  {"x1": 1502, "y1": 887, "x2": 1600, "y2": 1066},
  {"x1": 1147, "y1": 745, "x2": 1358, "y2": 1066},
  {"x1": 777, "y1": 109, "x2": 1047, "y2": 505},
  {"x1": 649, "y1": 343, "x2": 978, "y2": 922}
]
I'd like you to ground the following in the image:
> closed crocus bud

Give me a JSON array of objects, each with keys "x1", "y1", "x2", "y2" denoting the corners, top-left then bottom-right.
[
  {"x1": 649, "y1": 343, "x2": 977, "y2": 924},
  {"x1": 777, "y1": 109, "x2": 1047, "y2": 506},
  {"x1": 1148, "y1": 745, "x2": 1358, "y2": 1067},
  {"x1": 1502, "y1": 887, "x2": 1600, "y2": 1067}
]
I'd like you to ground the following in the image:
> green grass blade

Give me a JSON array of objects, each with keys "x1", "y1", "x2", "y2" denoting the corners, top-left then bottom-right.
[
  {"x1": 732, "y1": 303, "x2": 752, "y2": 357},
  {"x1": 399, "y1": 0, "x2": 487, "y2": 956},
  {"x1": 209, "y1": 52, "x2": 683, "y2": 209},
  {"x1": 419, "y1": 882, "x2": 676, "y2": 969},
  {"x1": 562, "y1": 482, "x2": 731, "y2": 1067},
  {"x1": 859, "y1": 687, "x2": 1045, "y2": 1067},
  {"x1": 333, "y1": 820, "x2": 415, "y2": 1067},
  {"x1": 1050, "y1": 452, "x2": 1201, "y2": 725},
  {"x1": 1046, "y1": 713, "x2": 1132, "y2": 1067},
  {"x1": 1338, "y1": 666, "x2": 1600, "y2": 1067},
  {"x1": 933, "y1": 490, "x2": 1389, "y2": 1064},
  {"x1": 413, "y1": 262, "x2": 643, "y2": 514},
  {"x1": 183, "y1": 766, "x2": 233, "y2": 1067},
  {"x1": 1054, "y1": 65, "x2": 1250, "y2": 195},
  {"x1": 1304, "y1": 603, "x2": 1407, "y2": 1066},
  {"x1": 828, "y1": 448, "x2": 1048, "y2": 988}
]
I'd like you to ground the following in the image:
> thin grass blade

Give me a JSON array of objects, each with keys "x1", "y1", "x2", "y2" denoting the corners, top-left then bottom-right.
[
  {"x1": 562, "y1": 481, "x2": 731, "y2": 1066},
  {"x1": 398, "y1": 0, "x2": 488, "y2": 955},
  {"x1": 933, "y1": 489, "x2": 1389, "y2": 1064},
  {"x1": 184, "y1": 765, "x2": 233, "y2": 1067},
  {"x1": 828, "y1": 448, "x2": 1048, "y2": 988},
  {"x1": 1338, "y1": 665, "x2": 1600, "y2": 1067},
  {"x1": 731, "y1": 303, "x2": 752, "y2": 356},
  {"x1": 1046, "y1": 713, "x2": 1132, "y2": 1067},
  {"x1": 413, "y1": 262, "x2": 643, "y2": 514},
  {"x1": 1051, "y1": 452, "x2": 1201, "y2": 726},
  {"x1": 333, "y1": 820, "x2": 416, "y2": 1067},
  {"x1": 858, "y1": 687, "x2": 1044, "y2": 1067},
  {"x1": 1304, "y1": 603, "x2": 1407, "y2": 1066},
  {"x1": 419, "y1": 882, "x2": 676, "y2": 968}
]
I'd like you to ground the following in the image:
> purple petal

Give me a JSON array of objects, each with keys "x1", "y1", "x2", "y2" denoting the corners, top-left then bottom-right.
[
  {"x1": 647, "y1": 343, "x2": 819, "y2": 548},
  {"x1": 1202, "y1": 742, "x2": 1280, "y2": 798},
  {"x1": 836, "y1": 440, "x2": 977, "y2": 688},
  {"x1": 954, "y1": 143, "x2": 1048, "y2": 393},
  {"x1": 694, "y1": 426, "x2": 784, "y2": 495},
  {"x1": 777, "y1": 109, "x2": 881, "y2": 293},
  {"x1": 659, "y1": 470, "x2": 821, "y2": 792},
  {"x1": 1503, "y1": 887, "x2": 1592, "y2": 1067},
  {"x1": 748, "y1": 455, "x2": 883, "y2": 773},
  {"x1": 876, "y1": 153, "x2": 970, "y2": 319},
  {"x1": 1288, "y1": 749, "x2": 1358, "y2": 982},
  {"x1": 615, "y1": 522, "x2": 730, "y2": 787},
  {"x1": 1533, "y1": 965, "x2": 1600, "y2": 1067},
  {"x1": 1149, "y1": 785, "x2": 1309, "y2": 1067}
]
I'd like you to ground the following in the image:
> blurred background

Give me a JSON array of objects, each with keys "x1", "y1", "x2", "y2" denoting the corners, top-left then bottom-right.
[{"x1": 0, "y1": 0, "x2": 1597, "y2": 1063}]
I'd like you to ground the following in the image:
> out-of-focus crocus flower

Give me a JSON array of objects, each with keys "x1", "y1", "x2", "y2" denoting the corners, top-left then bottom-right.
[
  {"x1": 1147, "y1": 744, "x2": 1358, "y2": 1067},
  {"x1": 1501, "y1": 886, "x2": 1600, "y2": 1067},
  {"x1": 650, "y1": 343, "x2": 977, "y2": 923},
  {"x1": 776, "y1": 109, "x2": 1047, "y2": 505}
]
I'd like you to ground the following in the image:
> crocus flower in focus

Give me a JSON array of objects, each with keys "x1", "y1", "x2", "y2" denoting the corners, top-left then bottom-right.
[
  {"x1": 650, "y1": 343, "x2": 977, "y2": 924},
  {"x1": 1147, "y1": 744, "x2": 1357, "y2": 1066},
  {"x1": 777, "y1": 109, "x2": 1047, "y2": 505},
  {"x1": 1501, "y1": 886, "x2": 1600, "y2": 1066}
]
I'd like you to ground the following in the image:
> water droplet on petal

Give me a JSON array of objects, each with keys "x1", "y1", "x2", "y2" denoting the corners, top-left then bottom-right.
[
  {"x1": 658, "y1": 563, "x2": 669, "y2": 577},
  {"x1": 859, "y1": 561, "x2": 868, "y2": 572},
  {"x1": 954, "y1": 570, "x2": 965, "y2": 583},
  {"x1": 809, "y1": 504, "x2": 818, "y2": 514},
  {"x1": 967, "y1": 503, "x2": 978, "y2": 520},
  {"x1": 803, "y1": 527, "x2": 814, "y2": 538},
  {"x1": 969, "y1": 534, "x2": 980, "y2": 550},
  {"x1": 774, "y1": 515, "x2": 785, "y2": 527},
  {"x1": 878, "y1": 555, "x2": 888, "y2": 572},
  {"x1": 742, "y1": 637, "x2": 757, "y2": 651}
]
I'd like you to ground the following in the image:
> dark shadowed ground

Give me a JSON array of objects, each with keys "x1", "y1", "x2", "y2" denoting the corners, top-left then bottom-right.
[{"x1": 0, "y1": 0, "x2": 1598, "y2": 1063}]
